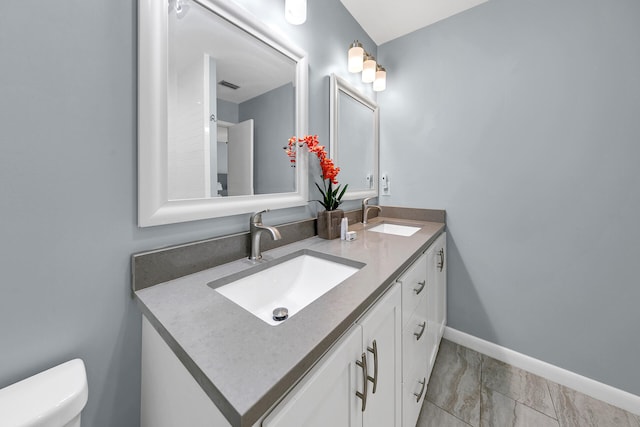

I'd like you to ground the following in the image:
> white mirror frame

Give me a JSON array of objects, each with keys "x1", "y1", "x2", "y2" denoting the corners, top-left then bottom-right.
[
  {"x1": 138, "y1": 0, "x2": 309, "y2": 227},
  {"x1": 329, "y1": 74, "x2": 379, "y2": 201}
]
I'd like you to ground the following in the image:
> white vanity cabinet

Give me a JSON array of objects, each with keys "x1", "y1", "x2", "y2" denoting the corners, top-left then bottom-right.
[{"x1": 263, "y1": 283, "x2": 402, "y2": 427}]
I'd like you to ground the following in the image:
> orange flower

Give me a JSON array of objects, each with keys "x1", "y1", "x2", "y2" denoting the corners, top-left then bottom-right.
[{"x1": 283, "y1": 135, "x2": 348, "y2": 210}]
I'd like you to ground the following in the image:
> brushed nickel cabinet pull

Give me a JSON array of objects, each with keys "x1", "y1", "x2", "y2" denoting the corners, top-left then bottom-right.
[
  {"x1": 414, "y1": 321, "x2": 426, "y2": 341},
  {"x1": 414, "y1": 378, "x2": 426, "y2": 402},
  {"x1": 413, "y1": 280, "x2": 426, "y2": 295},
  {"x1": 355, "y1": 352, "x2": 368, "y2": 412},
  {"x1": 366, "y1": 340, "x2": 378, "y2": 394},
  {"x1": 437, "y1": 249, "x2": 445, "y2": 271}
]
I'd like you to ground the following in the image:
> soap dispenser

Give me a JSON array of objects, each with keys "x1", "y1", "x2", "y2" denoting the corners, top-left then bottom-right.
[{"x1": 340, "y1": 217, "x2": 348, "y2": 240}]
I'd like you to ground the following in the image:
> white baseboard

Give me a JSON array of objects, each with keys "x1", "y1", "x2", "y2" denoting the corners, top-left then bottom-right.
[{"x1": 443, "y1": 327, "x2": 640, "y2": 416}]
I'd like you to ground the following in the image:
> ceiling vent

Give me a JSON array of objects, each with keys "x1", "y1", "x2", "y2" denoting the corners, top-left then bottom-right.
[{"x1": 218, "y1": 80, "x2": 240, "y2": 90}]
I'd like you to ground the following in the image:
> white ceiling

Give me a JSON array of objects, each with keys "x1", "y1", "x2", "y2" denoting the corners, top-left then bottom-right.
[
  {"x1": 340, "y1": 0, "x2": 489, "y2": 45},
  {"x1": 171, "y1": 2, "x2": 294, "y2": 104}
]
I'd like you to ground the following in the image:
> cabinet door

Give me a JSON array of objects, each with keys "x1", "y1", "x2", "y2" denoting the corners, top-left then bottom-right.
[
  {"x1": 263, "y1": 326, "x2": 364, "y2": 427},
  {"x1": 360, "y1": 284, "x2": 402, "y2": 427},
  {"x1": 425, "y1": 232, "x2": 447, "y2": 380},
  {"x1": 425, "y1": 243, "x2": 439, "y2": 379},
  {"x1": 435, "y1": 232, "x2": 447, "y2": 340}
]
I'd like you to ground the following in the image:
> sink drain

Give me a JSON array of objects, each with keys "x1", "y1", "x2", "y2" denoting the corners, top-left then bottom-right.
[{"x1": 272, "y1": 307, "x2": 289, "y2": 322}]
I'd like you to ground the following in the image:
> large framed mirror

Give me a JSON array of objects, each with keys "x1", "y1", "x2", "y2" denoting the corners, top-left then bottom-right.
[
  {"x1": 138, "y1": 0, "x2": 309, "y2": 226},
  {"x1": 329, "y1": 74, "x2": 379, "y2": 200}
]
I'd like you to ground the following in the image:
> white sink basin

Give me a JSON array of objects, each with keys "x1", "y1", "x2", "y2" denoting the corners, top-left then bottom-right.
[
  {"x1": 368, "y1": 222, "x2": 421, "y2": 237},
  {"x1": 211, "y1": 251, "x2": 364, "y2": 326}
]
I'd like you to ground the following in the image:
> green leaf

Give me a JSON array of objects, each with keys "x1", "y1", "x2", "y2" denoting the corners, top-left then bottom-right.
[
  {"x1": 337, "y1": 184, "x2": 348, "y2": 201},
  {"x1": 314, "y1": 182, "x2": 330, "y2": 208},
  {"x1": 312, "y1": 199, "x2": 329, "y2": 209}
]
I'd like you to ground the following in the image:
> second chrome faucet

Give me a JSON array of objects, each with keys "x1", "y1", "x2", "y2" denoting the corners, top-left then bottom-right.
[
  {"x1": 362, "y1": 197, "x2": 381, "y2": 224},
  {"x1": 249, "y1": 209, "x2": 282, "y2": 260}
]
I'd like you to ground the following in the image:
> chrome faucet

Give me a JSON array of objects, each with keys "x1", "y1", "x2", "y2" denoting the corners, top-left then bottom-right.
[
  {"x1": 249, "y1": 209, "x2": 282, "y2": 260},
  {"x1": 362, "y1": 197, "x2": 381, "y2": 224}
]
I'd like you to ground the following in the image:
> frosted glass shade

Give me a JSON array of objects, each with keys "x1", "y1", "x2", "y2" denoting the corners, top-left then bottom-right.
[
  {"x1": 373, "y1": 67, "x2": 386, "y2": 91},
  {"x1": 362, "y1": 56, "x2": 376, "y2": 83},
  {"x1": 285, "y1": 0, "x2": 307, "y2": 25},
  {"x1": 348, "y1": 45, "x2": 364, "y2": 73}
]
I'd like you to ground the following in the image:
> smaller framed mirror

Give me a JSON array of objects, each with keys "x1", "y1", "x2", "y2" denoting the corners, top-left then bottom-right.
[{"x1": 329, "y1": 74, "x2": 379, "y2": 200}]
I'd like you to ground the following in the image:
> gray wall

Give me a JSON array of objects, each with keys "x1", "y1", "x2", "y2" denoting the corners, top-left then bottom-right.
[
  {"x1": 379, "y1": 0, "x2": 640, "y2": 395},
  {"x1": 0, "y1": 1, "x2": 374, "y2": 426},
  {"x1": 240, "y1": 83, "x2": 295, "y2": 194},
  {"x1": 217, "y1": 98, "x2": 239, "y2": 123}
]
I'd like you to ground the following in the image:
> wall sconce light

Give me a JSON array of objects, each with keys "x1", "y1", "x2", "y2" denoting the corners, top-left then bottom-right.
[
  {"x1": 285, "y1": 0, "x2": 307, "y2": 25},
  {"x1": 362, "y1": 53, "x2": 377, "y2": 83},
  {"x1": 169, "y1": 0, "x2": 190, "y2": 18},
  {"x1": 373, "y1": 65, "x2": 386, "y2": 92},
  {"x1": 348, "y1": 41, "x2": 364, "y2": 73},
  {"x1": 348, "y1": 40, "x2": 387, "y2": 91}
]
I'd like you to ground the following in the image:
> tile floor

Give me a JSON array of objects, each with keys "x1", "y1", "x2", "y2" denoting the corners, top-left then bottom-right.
[{"x1": 417, "y1": 340, "x2": 640, "y2": 427}]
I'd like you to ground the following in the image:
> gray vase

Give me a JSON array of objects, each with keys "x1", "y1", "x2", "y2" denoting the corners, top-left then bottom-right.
[{"x1": 317, "y1": 209, "x2": 344, "y2": 240}]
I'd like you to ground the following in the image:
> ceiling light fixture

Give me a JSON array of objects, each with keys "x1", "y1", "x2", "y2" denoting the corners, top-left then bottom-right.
[
  {"x1": 347, "y1": 40, "x2": 387, "y2": 91},
  {"x1": 285, "y1": 0, "x2": 307, "y2": 25}
]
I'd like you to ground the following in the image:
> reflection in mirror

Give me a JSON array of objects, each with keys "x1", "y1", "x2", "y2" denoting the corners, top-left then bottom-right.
[
  {"x1": 138, "y1": 0, "x2": 309, "y2": 226},
  {"x1": 329, "y1": 74, "x2": 379, "y2": 200},
  {"x1": 168, "y1": 0, "x2": 296, "y2": 200}
]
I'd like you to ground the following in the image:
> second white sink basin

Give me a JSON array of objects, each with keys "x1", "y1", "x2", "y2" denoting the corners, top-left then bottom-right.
[
  {"x1": 368, "y1": 222, "x2": 421, "y2": 237},
  {"x1": 210, "y1": 250, "x2": 364, "y2": 326}
]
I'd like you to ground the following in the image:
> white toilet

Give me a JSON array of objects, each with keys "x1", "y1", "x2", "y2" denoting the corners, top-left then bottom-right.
[{"x1": 0, "y1": 359, "x2": 88, "y2": 427}]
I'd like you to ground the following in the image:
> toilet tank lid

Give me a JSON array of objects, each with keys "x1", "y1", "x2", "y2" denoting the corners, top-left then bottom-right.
[{"x1": 0, "y1": 359, "x2": 88, "y2": 427}]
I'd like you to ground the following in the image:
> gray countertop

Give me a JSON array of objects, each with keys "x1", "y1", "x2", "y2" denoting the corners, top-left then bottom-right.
[{"x1": 135, "y1": 216, "x2": 445, "y2": 427}]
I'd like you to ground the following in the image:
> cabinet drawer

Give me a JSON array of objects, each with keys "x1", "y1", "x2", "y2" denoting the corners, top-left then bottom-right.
[
  {"x1": 402, "y1": 371, "x2": 428, "y2": 427},
  {"x1": 399, "y1": 253, "x2": 427, "y2": 325},
  {"x1": 402, "y1": 294, "x2": 429, "y2": 386}
]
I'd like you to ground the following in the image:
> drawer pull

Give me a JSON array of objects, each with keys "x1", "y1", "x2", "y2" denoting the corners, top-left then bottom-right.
[
  {"x1": 414, "y1": 321, "x2": 426, "y2": 341},
  {"x1": 437, "y1": 249, "x2": 445, "y2": 271},
  {"x1": 413, "y1": 280, "x2": 426, "y2": 295},
  {"x1": 355, "y1": 352, "x2": 368, "y2": 412},
  {"x1": 414, "y1": 378, "x2": 426, "y2": 402},
  {"x1": 367, "y1": 340, "x2": 378, "y2": 393}
]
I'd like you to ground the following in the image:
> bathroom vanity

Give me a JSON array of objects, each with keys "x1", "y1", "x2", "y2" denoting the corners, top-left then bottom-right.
[{"x1": 135, "y1": 213, "x2": 447, "y2": 427}]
